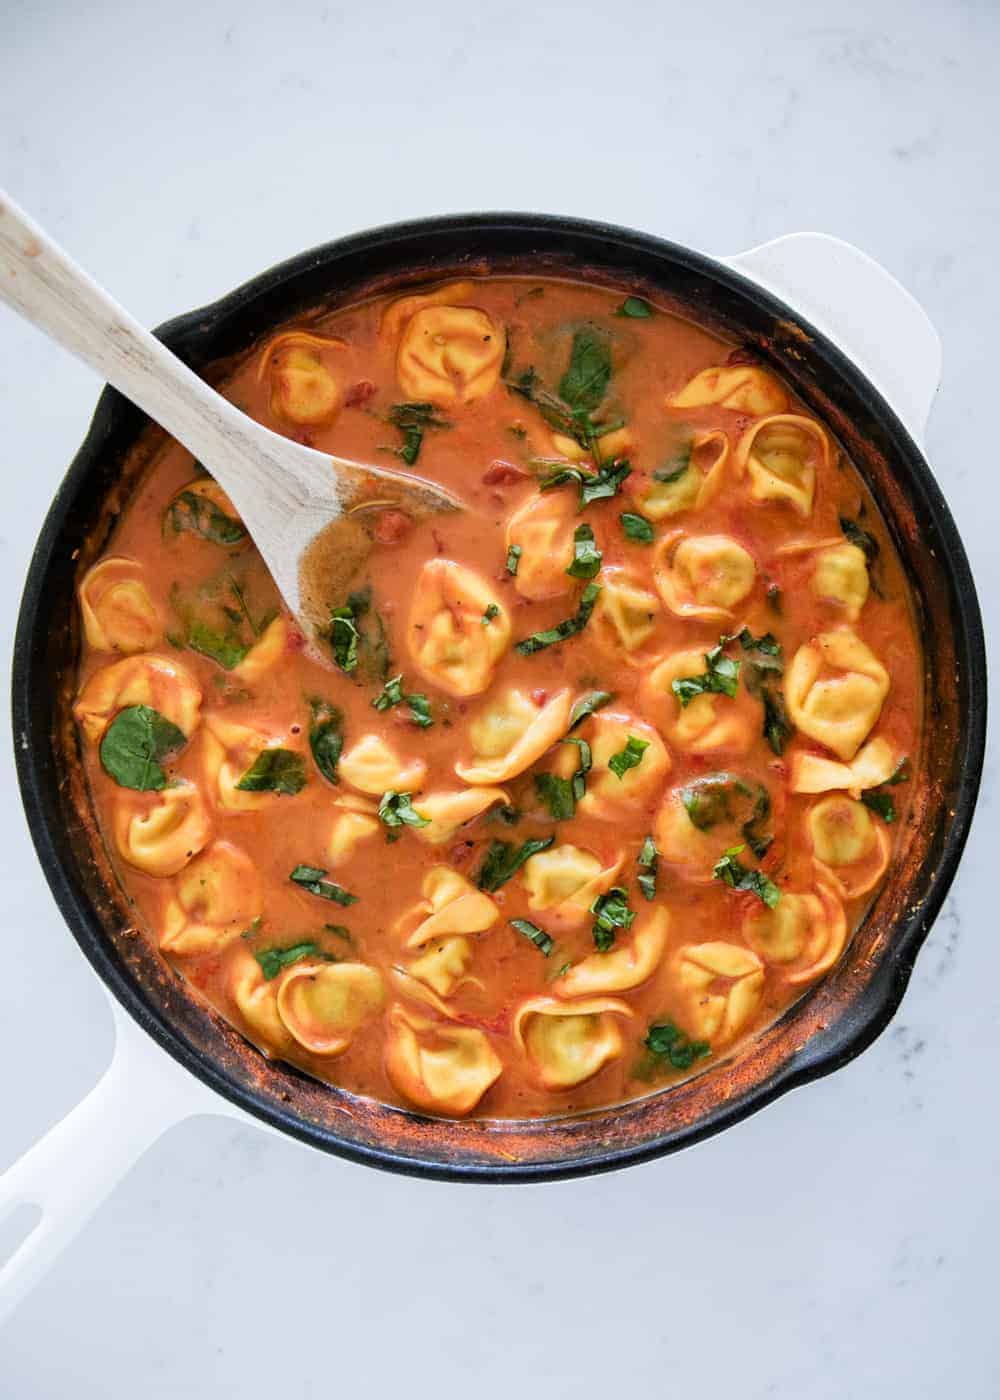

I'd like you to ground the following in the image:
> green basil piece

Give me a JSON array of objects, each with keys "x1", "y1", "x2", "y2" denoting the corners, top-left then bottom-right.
[
  {"x1": 608, "y1": 735, "x2": 650, "y2": 780},
  {"x1": 620, "y1": 512, "x2": 654, "y2": 544},
  {"x1": 558, "y1": 326, "x2": 612, "y2": 413},
  {"x1": 644, "y1": 1020, "x2": 710, "y2": 1070},
  {"x1": 378, "y1": 791, "x2": 430, "y2": 830},
  {"x1": 712, "y1": 845, "x2": 780, "y2": 907},
  {"x1": 389, "y1": 402, "x2": 451, "y2": 465},
  {"x1": 166, "y1": 489, "x2": 246, "y2": 545},
  {"x1": 534, "y1": 773, "x2": 576, "y2": 821},
  {"x1": 566, "y1": 523, "x2": 602, "y2": 580},
  {"x1": 569, "y1": 690, "x2": 614, "y2": 728},
  {"x1": 98, "y1": 705, "x2": 187, "y2": 791},
  {"x1": 235, "y1": 748, "x2": 306, "y2": 795},
  {"x1": 289, "y1": 865, "x2": 358, "y2": 905},
  {"x1": 590, "y1": 886, "x2": 636, "y2": 952},
  {"x1": 617, "y1": 296, "x2": 653, "y2": 319},
  {"x1": 476, "y1": 836, "x2": 554, "y2": 892},
  {"x1": 308, "y1": 700, "x2": 343, "y2": 785},
  {"x1": 256, "y1": 942, "x2": 322, "y2": 980},
  {"x1": 506, "y1": 544, "x2": 522, "y2": 576},
  {"x1": 637, "y1": 835, "x2": 659, "y2": 901},
  {"x1": 515, "y1": 582, "x2": 601, "y2": 655},
  {"x1": 510, "y1": 918, "x2": 554, "y2": 957}
]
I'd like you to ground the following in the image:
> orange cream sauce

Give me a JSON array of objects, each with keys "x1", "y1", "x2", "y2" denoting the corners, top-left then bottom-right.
[{"x1": 74, "y1": 276, "x2": 922, "y2": 1119}]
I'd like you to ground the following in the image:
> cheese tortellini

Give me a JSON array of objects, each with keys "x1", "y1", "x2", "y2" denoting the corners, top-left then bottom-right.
[
  {"x1": 735, "y1": 415, "x2": 831, "y2": 516},
  {"x1": 807, "y1": 795, "x2": 891, "y2": 898},
  {"x1": 654, "y1": 776, "x2": 767, "y2": 884},
  {"x1": 395, "y1": 867, "x2": 499, "y2": 948},
  {"x1": 79, "y1": 557, "x2": 161, "y2": 654},
  {"x1": 327, "y1": 793, "x2": 381, "y2": 866},
  {"x1": 667, "y1": 364, "x2": 788, "y2": 416},
  {"x1": 276, "y1": 962, "x2": 385, "y2": 1056},
  {"x1": 455, "y1": 687, "x2": 572, "y2": 785},
  {"x1": 339, "y1": 733, "x2": 428, "y2": 796},
  {"x1": 406, "y1": 938, "x2": 476, "y2": 999},
  {"x1": 629, "y1": 430, "x2": 729, "y2": 520},
  {"x1": 671, "y1": 942, "x2": 765, "y2": 1046},
  {"x1": 789, "y1": 736, "x2": 899, "y2": 797},
  {"x1": 411, "y1": 787, "x2": 509, "y2": 845},
  {"x1": 75, "y1": 654, "x2": 202, "y2": 744},
  {"x1": 653, "y1": 532, "x2": 756, "y2": 620},
  {"x1": 114, "y1": 779, "x2": 211, "y2": 876},
  {"x1": 591, "y1": 568, "x2": 663, "y2": 657},
  {"x1": 742, "y1": 882, "x2": 847, "y2": 985},
  {"x1": 812, "y1": 541, "x2": 869, "y2": 620},
  {"x1": 513, "y1": 996, "x2": 632, "y2": 1089},
  {"x1": 227, "y1": 948, "x2": 293, "y2": 1055},
  {"x1": 257, "y1": 330, "x2": 346, "y2": 426},
  {"x1": 504, "y1": 491, "x2": 578, "y2": 600},
  {"x1": 521, "y1": 844, "x2": 622, "y2": 929},
  {"x1": 408, "y1": 559, "x2": 510, "y2": 697},
  {"x1": 201, "y1": 714, "x2": 298, "y2": 813},
  {"x1": 551, "y1": 712, "x2": 670, "y2": 820},
  {"x1": 641, "y1": 647, "x2": 756, "y2": 755},
  {"x1": 232, "y1": 618, "x2": 290, "y2": 685},
  {"x1": 556, "y1": 908, "x2": 669, "y2": 998},
  {"x1": 385, "y1": 1005, "x2": 502, "y2": 1116},
  {"x1": 785, "y1": 629, "x2": 890, "y2": 760},
  {"x1": 384, "y1": 281, "x2": 505, "y2": 406},
  {"x1": 159, "y1": 840, "x2": 261, "y2": 957}
]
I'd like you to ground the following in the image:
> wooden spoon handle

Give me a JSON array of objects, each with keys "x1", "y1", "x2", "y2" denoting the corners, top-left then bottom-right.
[{"x1": 0, "y1": 190, "x2": 332, "y2": 519}]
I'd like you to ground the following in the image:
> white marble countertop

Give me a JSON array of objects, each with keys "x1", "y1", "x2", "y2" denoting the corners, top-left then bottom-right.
[{"x1": 1, "y1": 1, "x2": 996, "y2": 1394}]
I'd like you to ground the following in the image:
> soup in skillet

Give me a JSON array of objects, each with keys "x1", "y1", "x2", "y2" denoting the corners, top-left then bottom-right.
[{"x1": 73, "y1": 276, "x2": 922, "y2": 1119}]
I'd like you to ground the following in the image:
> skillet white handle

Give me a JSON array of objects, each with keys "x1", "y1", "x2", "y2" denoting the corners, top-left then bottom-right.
[
  {"x1": 0, "y1": 996, "x2": 247, "y2": 1327},
  {"x1": 721, "y1": 232, "x2": 942, "y2": 446}
]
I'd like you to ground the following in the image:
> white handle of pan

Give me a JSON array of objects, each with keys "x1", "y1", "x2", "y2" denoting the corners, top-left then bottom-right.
[
  {"x1": 0, "y1": 993, "x2": 256, "y2": 1328},
  {"x1": 721, "y1": 232, "x2": 942, "y2": 446}
]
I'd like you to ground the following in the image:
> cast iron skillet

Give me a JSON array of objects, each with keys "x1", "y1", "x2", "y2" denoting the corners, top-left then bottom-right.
[{"x1": 11, "y1": 214, "x2": 987, "y2": 1182}]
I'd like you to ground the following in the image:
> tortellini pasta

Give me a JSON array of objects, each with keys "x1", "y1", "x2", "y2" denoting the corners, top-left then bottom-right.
[
  {"x1": 742, "y1": 882, "x2": 847, "y2": 985},
  {"x1": 513, "y1": 996, "x2": 632, "y2": 1089},
  {"x1": 339, "y1": 733, "x2": 428, "y2": 796},
  {"x1": 114, "y1": 779, "x2": 211, "y2": 876},
  {"x1": 653, "y1": 532, "x2": 756, "y2": 621},
  {"x1": 385, "y1": 1005, "x2": 502, "y2": 1116},
  {"x1": 629, "y1": 430, "x2": 729, "y2": 520},
  {"x1": 79, "y1": 557, "x2": 161, "y2": 654},
  {"x1": 201, "y1": 714, "x2": 297, "y2": 813},
  {"x1": 550, "y1": 712, "x2": 670, "y2": 820},
  {"x1": 406, "y1": 938, "x2": 475, "y2": 998},
  {"x1": 232, "y1": 618, "x2": 290, "y2": 685},
  {"x1": 504, "y1": 491, "x2": 577, "y2": 601},
  {"x1": 654, "y1": 780, "x2": 744, "y2": 884},
  {"x1": 806, "y1": 795, "x2": 891, "y2": 898},
  {"x1": 384, "y1": 281, "x2": 505, "y2": 406},
  {"x1": 327, "y1": 793, "x2": 381, "y2": 866},
  {"x1": 74, "y1": 654, "x2": 202, "y2": 744},
  {"x1": 410, "y1": 788, "x2": 509, "y2": 845},
  {"x1": 789, "y1": 736, "x2": 899, "y2": 797},
  {"x1": 159, "y1": 840, "x2": 261, "y2": 956},
  {"x1": 641, "y1": 647, "x2": 756, "y2": 755},
  {"x1": 276, "y1": 962, "x2": 385, "y2": 1056},
  {"x1": 785, "y1": 629, "x2": 890, "y2": 760},
  {"x1": 667, "y1": 364, "x2": 788, "y2": 416},
  {"x1": 226, "y1": 948, "x2": 293, "y2": 1054},
  {"x1": 407, "y1": 559, "x2": 510, "y2": 697},
  {"x1": 812, "y1": 541, "x2": 869, "y2": 620},
  {"x1": 735, "y1": 415, "x2": 831, "y2": 516},
  {"x1": 395, "y1": 867, "x2": 499, "y2": 948},
  {"x1": 556, "y1": 908, "x2": 668, "y2": 998},
  {"x1": 550, "y1": 425, "x2": 633, "y2": 463},
  {"x1": 520, "y1": 844, "x2": 622, "y2": 929},
  {"x1": 455, "y1": 688, "x2": 572, "y2": 785},
  {"x1": 591, "y1": 568, "x2": 662, "y2": 657},
  {"x1": 257, "y1": 330, "x2": 346, "y2": 426},
  {"x1": 672, "y1": 942, "x2": 765, "y2": 1045}
]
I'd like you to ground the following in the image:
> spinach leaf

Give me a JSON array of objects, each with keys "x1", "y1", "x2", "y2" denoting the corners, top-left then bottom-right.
[
  {"x1": 506, "y1": 544, "x2": 522, "y2": 576},
  {"x1": 235, "y1": 749, "x2": 307, "y2": 795},
  {"x1": 761, "y1": 688, "x2": 794, "y2": 757},
  {"x1": 372, "y1": 674, "x2": 405, "y2": 711},
  {"x1": 476, "y1": 836, "x2": 554, "y2": 892},
  {"x1": 840, "y1": 515, "x2": 880, "y2": 566},
  {"x1": 590, "y1": 886, "x2": 636, "y2": 952},
  {"x1": 328, "y1": 604, "x2": 361, "y2": 673},
  {"x1": 187, "y1": 621, "x2": 248, "y2": 670},
  {"x1": 510, "y1": 918, "x2": 554, "y2": 957},
  {"x1": 256, "y1": 942, "x2": 325, "y2": 980},
  {"x1": 534, "y1": 773, "x2": 576, "y2": 821},
  {"x1": 608, "y1": 735, "x2": 650, "y2": 780},
  {"x1": 644, "y1": 1020, "x2": 710, "y2": 1071},
  {"x1": 378, "y1": 791, "x2": 430, "y2": 830},
  {"x1": 569, "y1": 690, "x2": 613, "y2": 728},
  {"x1": 308, "y1": 699, "x2": 343, "y2": 784},
  {"x1": 166, "y1": 489, "x2": 246, "y2": 545},
  {"x1": 540, "y1": 459, "x2": 632, "y2": 507},
  {"x1": 482, "y1": 603, "x2": 501, "y2": 625},
  {"x1": 637, "y1": 835, "x2": 659, "y2": 901},
  {"x1": 558, "y1": 326, "x2": 612, "y2": 412},
  {"x1": 671, "y1": 640, "x2": 740, "y2": 707},
  {"x1": 515, "y1": 582, "x2": 601, "y2": 655},
  {"x1": 406, "y1": 693, "x2": 433, "y2": 729},
  {"x1": 620, "y1": 512, "x2": 654, "y2": 544},
  {"x1": 389, "y1": 402, "x2": 451, "y2": 466},
  {"x1": 681, "y1": 779, "x2": 734, "y2": 831},
  {"x1": 617, "y1": 296, "x2": 653, "y2": 319},
  {"x1": 327, "y1": 586, "x2": 391, "y2": 681},
  {"x1": 862, "y1": 757, "x2": 911, "y2": 823},
  {"x1": 289, "y1": 865, "x2": 358, "y2": 905},
  {"x1": 562, "y1": 735, "x2": 592, "y2": 802},
  {"x1": 566, "y1": 523, "x2": 602, "y2": 579},
  {"x1": 712, "y1": 845, "x2": 780, "y2": 907},
  {"x1": 652, "y1": 440, "x2": 692, "y2": 484},
  {"x1": 741, "y1": 785, "x2": 774, "y2": 859},
  {"x1": 372, "y1": 674, "x2": 433, "y2": 728},
  {"x1": 99, "y1": 705, "x2": 187, "y2": 791}
]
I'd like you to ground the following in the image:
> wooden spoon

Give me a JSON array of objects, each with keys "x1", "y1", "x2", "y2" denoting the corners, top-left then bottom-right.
[{"x1": 0, "y1": 190, "x2": 460, "y2": 647}]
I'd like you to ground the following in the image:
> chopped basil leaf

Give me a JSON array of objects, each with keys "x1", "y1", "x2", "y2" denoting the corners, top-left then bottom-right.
[
  {"x1": 862, "y1": 757, "x2": 911, "y2": 823},
  {"x1": 617, "y1": 296, "x2": 653, "y2": 319},
  {"x1": 608, "y1": 735, "x2": 650, "y2": 780},
  {"x1": 637, "y1": 835, "x2": 659, "y2": 901},
  {"x1": 406, "y1": 692, "x2": 433, "y2": 728},
  {"x1": 840, "y1": 515, "x2": 880, "y2": 566},
  {"x1": 98, "y1": 705, "x2": 187, "y2": 791},
  {"x1": 653, "y1": 440, "x2": 692, "y2": 483},
  {"x1": 506, "y1": 544, "x2": 522, "y2": 576},
  {"x1": 308, "y1": 699, "x2": 343, "y2": 784},
  {"x1": 759, "y1": 687, "x2": 791, "y2": 756},
  {"x1": 681, "y1": 780, "x2": 733, "y2": 831},
  {"x1": 712, "y1": 845, "x2": 780, "y2": 907},
  {"x1": 510, "y1": 918, "x2": 554, "y2": 957},
  {"x1": 569, "y1": 690, "x2": 614, "y2": 728},
  {"x1": 482, "y1": 603, "x2": 501, "y2": 625},
  {"x1": 476, "y1": 836, "x2": 554, "y2": 892},
  {"x1": 620, "y1": 512, "x2": 655, "y2": 544},
  {"x1": 328, "y1": 604, "x2": 361, "y2": 673},
  {"x1": 324, "y1": 922, "x2": 354, "y2": 942},
  {"x1": 558, "y1": 326, "x2": 612, "y2": 413},
  {"x1": 644, "y1": 1020, "x2": 710, "y2": 1071},
  {"x1": 372, "y1": 674, "x2": 433, "y2": 728},
  {"x1": 515, "y1": 582, "x2": 601, "y2": 655},
  {"x1": 378, "y1": 790, "x2": 430, "y2": 829},
  {"x1": 534, "y1": 772, "x2": 576, "y2": 821},
  {"x1": 672, "y1": 639, "x2": 741, "y2": 707},
  {"x1": 562, "y1": 735, "x2": 592, "y2": 802},
  {"x1": 389, "y1": 402, "x2": 451, "y2": 466},
  {"x1": 328, "y1": 586, "x2": 391, "y2": 682},
  {"x1": 540, "y1": 458, "x2": 633, "y2": 508},
  {"x1": 256, "y1": 942, "x2": 322, "y2": 980},
  {"x1": 166, "y1": 489, "x2": 246, "y2": 545},
  {"x1": 289, "y1": 865, "x2": 358, "y2": 905},
  {"x1": 373, "y1": 674, "x2": 405, "y2": 711},
  {"x1": 590, "y1": 886, "x2": 636, "y2": 952},
  {"x1": 187, "y1": 621, "x2": 248, "y2": 670},
  {"x1": 566, "y1": 523, "x2": 602, "y2": 579},
  {"x1": 235, "y1": 748, "x2": 306, "y2": 795}
]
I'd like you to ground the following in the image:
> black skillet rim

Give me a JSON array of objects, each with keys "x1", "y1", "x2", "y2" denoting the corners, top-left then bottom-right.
[{"x1": 11, "y1": 212, "x2": 987, "y2": 1182}]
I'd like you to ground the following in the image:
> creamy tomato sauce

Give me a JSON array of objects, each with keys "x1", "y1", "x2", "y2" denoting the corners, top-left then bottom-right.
[{"x1": 73, "y1": 276, "x2": 922, "y2": 1119}]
